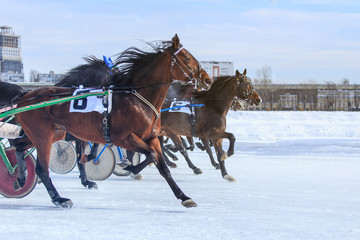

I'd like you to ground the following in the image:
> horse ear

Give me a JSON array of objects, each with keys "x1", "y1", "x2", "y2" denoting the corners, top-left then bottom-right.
[
  {"x1": 235, "y1": 69, "x2": 241, "y2": 77},
  {"x1": 243, "y1": 68, "x2": 247, "y2": 75},
  {"x1": 172, "y1": 34, "x2": 180, "y2": 49}
]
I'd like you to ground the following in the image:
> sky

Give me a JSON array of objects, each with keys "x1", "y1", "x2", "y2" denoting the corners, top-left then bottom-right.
[{"x1": 1, "y1": 0, "x2": 359, "y2": 84}]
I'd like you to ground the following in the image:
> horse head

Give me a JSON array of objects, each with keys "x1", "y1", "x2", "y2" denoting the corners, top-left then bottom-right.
[
  {"x1": 171, "y1": 34, "x2": 213, "y2": 91},
  {"x1": 235, "y1": 69, "x2": 262, "y2": 106}
]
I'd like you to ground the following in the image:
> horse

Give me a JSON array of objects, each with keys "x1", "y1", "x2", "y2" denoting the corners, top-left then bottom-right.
[
  {"x1": 160, "y1": 69, "x2": 261, "y2": 181},
  {"x1": 6, "y1": 51, "x2": 212, "y2": 189},
  {"x1": 13, "y1": 34, "x2": 212, "y2": 208}
]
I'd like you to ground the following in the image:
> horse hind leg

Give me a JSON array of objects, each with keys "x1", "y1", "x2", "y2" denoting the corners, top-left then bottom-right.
[
  {"x1": 200, "y1": 138, "x2": 220, "y2": 169},
  {"x1": 162, "y1": 147, "x2": 178, "y2": 168},
  {"x1": 34, "y1": 161, "x2": 73, "y2": 208},
  {"x1": 170, "y1": 135, "x2": 202, "y2": 175},
  {"x1": 159, "y1": 136, "x2": 177, "y2": 168}
]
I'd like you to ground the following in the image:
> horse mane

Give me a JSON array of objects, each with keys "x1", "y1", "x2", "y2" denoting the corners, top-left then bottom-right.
[
  {"x1": 55, "y1": 56, "x2": 112, "y2": 87},
  {"x1": 110, "y1": 41, "x2": 177, "y2": 86},
  {"x1": 193, "y1": 75, "x2": 236, "y2": 99},
  {"x1": 0, "y1": 82, "x2": 26, "y2": 107},
  {"x1": 55, "y1": 40, "x2": 177, "y2": 88}
]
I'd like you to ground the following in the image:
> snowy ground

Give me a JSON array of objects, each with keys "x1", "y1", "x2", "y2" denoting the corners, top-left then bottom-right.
[{"x1": 1, "y1": 111, "x2": 360, "y2": 240}]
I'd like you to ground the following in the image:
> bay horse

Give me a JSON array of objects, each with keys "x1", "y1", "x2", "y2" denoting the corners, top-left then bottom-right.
[
  {"x1": 160, "y1": 69, "x2": 261, "y2": 181},
  {"x1": 14, "y1": 34, "x2": 212, "y2": 208}
]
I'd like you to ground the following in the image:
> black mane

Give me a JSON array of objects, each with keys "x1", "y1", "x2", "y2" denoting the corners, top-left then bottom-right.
[
  {"x1": 55, "y1": 41, "x2": 176, "y2": 88},
  {"x1": 55, "y1": 56, "x2": 112, "y2": 88},
  {"x1": 110, "y1": 41, "x2": 177, "y2": 86}
]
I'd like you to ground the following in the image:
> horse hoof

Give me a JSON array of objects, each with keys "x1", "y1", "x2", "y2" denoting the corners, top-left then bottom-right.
[
  {"x1": 85, "y1": 181, "x2": 98, "y2": 190},
  {"x1": 52, "y1": 197, "x2": 74, "y2": 209},
  {"x1": 214, "y1": 164, "x2": 221, "y2": 169},
  {"x1": 182, "y1": 199, "x2": 197, "y2": 208},
  {"x1": 131, "y1": 174, "x2": 143, "y2": 180},
  {"x1": 224, "y1": 175, "x2": 237, "y2": 182},
  {"x1": 170, "y1": 163, "x2": 177, "y2": 168},
  {"x1": 173, "y1": 157, "x2": 179, "y2": 161},
  {"x1": 227, "y1": 150, "x2": 234, "y2": 157},
  {"x1": 194, "y1": 168, "x2": 203, "y2": 175}
]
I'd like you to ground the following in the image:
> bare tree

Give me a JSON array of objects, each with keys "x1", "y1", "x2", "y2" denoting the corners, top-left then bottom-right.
[
  {"x1": 342, "y1": 78, "x2": 350, "y2": 85},
  {"x1": 29, "y1": 69, "x2": 39, "y2": 82},
  {"x1": 255, "y1": 65, "x2": 272, "y2": 110}
]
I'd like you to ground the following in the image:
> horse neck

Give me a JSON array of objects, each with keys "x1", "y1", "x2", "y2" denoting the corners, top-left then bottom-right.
[
  {"x1": 198, "y1": 78, "x2": 237, "y2": 114},
  {"x1": 131, "y1": 52, "x2": 173, "y2": 110}
]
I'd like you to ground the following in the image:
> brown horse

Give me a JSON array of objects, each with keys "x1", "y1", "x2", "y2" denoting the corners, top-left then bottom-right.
[
  {"x1": 15, "y1": 34, "x2": 212, "y2": 208},
  {"x1": 160, "y1": 69, "x2": 261, "y2": 181}
]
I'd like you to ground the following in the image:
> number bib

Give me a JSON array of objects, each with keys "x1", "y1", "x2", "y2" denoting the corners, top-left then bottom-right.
[{"x1": 69, "y1": 86, "x2": 112, "y2": 114}]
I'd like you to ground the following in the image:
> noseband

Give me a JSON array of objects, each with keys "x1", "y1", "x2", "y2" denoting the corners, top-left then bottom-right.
[{"x1": 171, "y1": 46, "x2": 202, "y2": 90}]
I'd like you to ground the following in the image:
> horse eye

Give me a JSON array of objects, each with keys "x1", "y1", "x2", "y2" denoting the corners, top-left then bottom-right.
[{"x1": 185, "y1": 57, "x2": 191, "y2": 62}]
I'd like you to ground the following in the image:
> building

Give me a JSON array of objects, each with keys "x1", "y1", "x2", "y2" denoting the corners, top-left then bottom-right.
[
  {"x1": 200, "y1": 61, "x2": 234, "y2": 78},
  {"x1": 33, "y1": 71, "x2": 64, "y2": 83},
  {"x1": 0, "y1": 26, "x2": 24, "y2": 82}
]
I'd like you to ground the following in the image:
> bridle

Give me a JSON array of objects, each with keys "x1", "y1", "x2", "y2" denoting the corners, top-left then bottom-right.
[{"x1": 171, "y1": 46, "x2": 202, "y2": 90}]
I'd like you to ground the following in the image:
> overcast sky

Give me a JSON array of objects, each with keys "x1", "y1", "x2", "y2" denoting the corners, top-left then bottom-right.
[{"x1": 1, "y1": 0, "x2": 359, "y2": 84}]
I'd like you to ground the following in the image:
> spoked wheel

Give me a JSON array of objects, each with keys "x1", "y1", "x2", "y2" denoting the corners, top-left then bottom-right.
[
  {"x1": 111, "y1": 146, "x2": 141, "y2": 177},
  {"x1": 84, "y1": 143, "x2": 115, "y2": 181},
  {"x1": 0, "y1": 147, "x2": 38, "y2": 198},
  {"x1": 49, "y1": 140, "x2": 76, "y2": 174}
]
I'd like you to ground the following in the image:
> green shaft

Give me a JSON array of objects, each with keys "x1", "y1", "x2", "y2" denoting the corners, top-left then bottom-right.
[
  {"x1": 0, "y1": 91, "x2": 108, "y2": 119},
  {"x1": 0, "y1": 141, "x2": 15, "y2": 175}
]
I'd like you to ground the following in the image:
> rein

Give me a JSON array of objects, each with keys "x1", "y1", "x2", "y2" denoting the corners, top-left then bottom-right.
[{"x1": 130, "y1": 90, "x2": 160, "y2": 118}]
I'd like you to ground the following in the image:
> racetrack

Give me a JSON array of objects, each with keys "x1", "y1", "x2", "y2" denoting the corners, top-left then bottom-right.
[{"x1": 1, "y1": 111, "x2": 359, "y2": 240}]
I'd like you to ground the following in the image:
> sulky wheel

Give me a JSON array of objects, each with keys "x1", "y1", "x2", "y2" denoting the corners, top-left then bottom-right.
[
  {"x1": 84, "y1": 143, "x2": 115, "y2": 181},
  {"x1": 49, "y1": 140, "x2": 77, "y2": 174},
  {"x1": 0, "y1": 147, "x2": 38, "y2": 198}
]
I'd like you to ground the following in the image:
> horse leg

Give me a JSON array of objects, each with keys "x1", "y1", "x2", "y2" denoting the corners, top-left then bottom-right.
[
  {"x1": 151, "y1": 137, "x2": 197, "y2": 207},
  {"x1": 162, "y1": 146, "x2": 178, "y2": 167},
  {"x1": 209, "y1": 131, "x2": 236, "y2": 160},
  {"x1": 125, "y1": 149, "x2": 143, "y2": 180},
  {"x1": 75, "y1": 141, "x2": 98, "y2": 189},
  {"x1": 159, "y1": 136, "x2": 178, "y2": 168},
  {"x1": 121, "y1": 134, "x2": 159, "y2": 174},
  {"x1": 185, "y1": 136, "x2": 195, "y2": 151},
  {"x1": 226, "y1": 132, "x2": 236, "y2": 158},
  {"x1": 200, "y1": 138, "x2": 220, "y2": 169},
  {"x1": 36, "y1": 140, "x2": 73, "y2": 207},
  {"x1": 86, "y1": 142, "x2": 99, "y2": 161},
  {"x1": 17, "y1": 119, "x2": 72, "y2": 208},
  {"x1": 14, "y1": 150, "x2": 27, "y2": 190},
  {"x1": 213, "y1": 139, "x2": 236, "y2": 182},
  {"x1": 169, "y1": 134, "x2": 202, "y2": 175}
]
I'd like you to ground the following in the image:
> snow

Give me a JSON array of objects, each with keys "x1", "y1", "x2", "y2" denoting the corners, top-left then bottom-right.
[{"x1": 1, "y1": 111, "x2": 360, "y2": 240}]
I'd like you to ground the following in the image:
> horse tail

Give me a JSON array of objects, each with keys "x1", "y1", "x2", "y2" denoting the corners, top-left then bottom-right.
[{"x1": 0, "y1": 82, "x2": 26, "y2": 107}]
